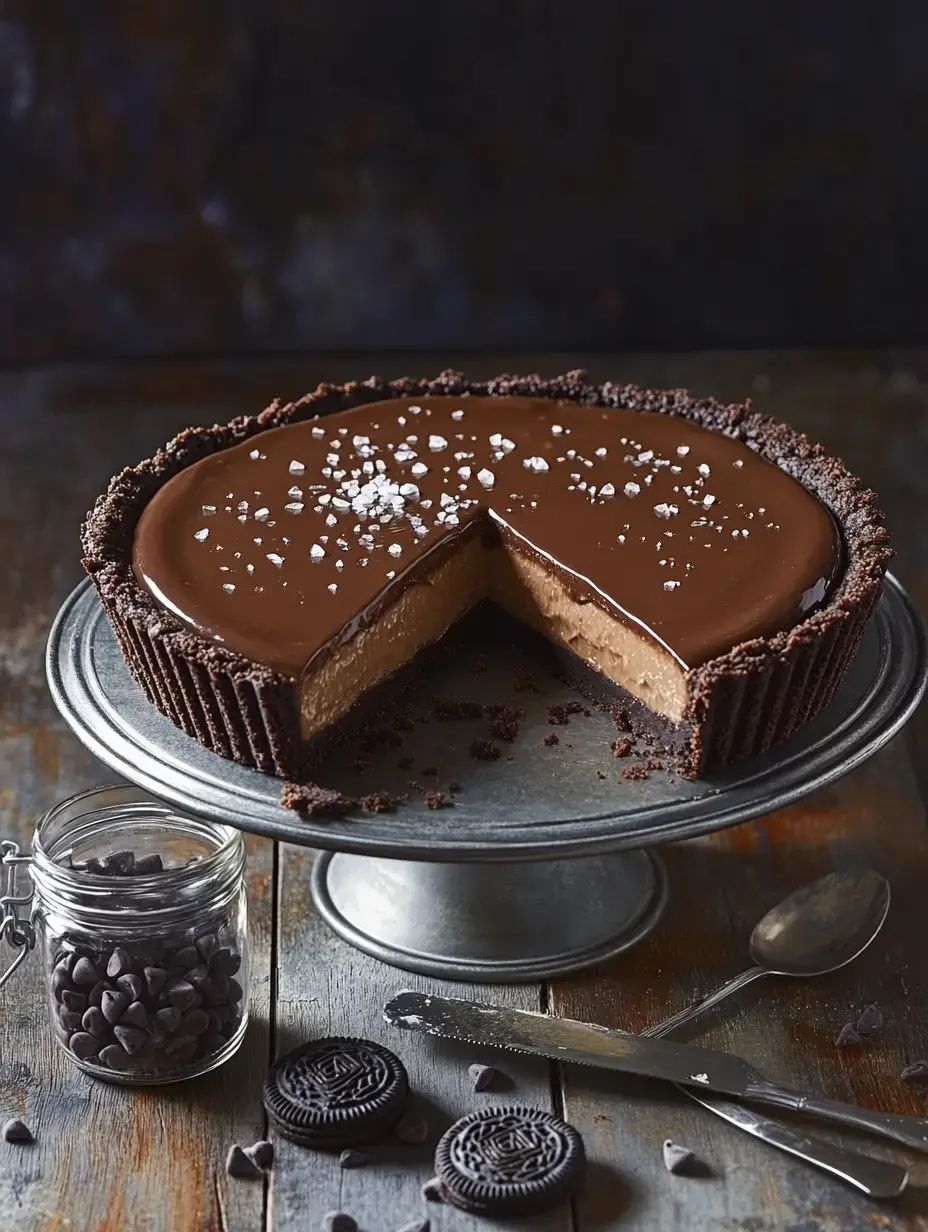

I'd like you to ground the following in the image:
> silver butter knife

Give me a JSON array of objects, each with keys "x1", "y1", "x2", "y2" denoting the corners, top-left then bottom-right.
[
  {"x1": 384, "y1": 992, "x2": 924, "y2": 1178},
  {"x1": 639, "y1": 1013, "x2": 908, "y2": 1197}
]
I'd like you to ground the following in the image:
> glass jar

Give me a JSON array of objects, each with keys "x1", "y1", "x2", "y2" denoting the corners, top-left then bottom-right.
[{"x1": 12, "y1": 783, "x2": 249, "y2": 1085}]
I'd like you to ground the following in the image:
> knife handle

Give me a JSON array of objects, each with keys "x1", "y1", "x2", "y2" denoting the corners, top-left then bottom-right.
[
  {"x1": 685, "y1": 1090, "x2": 909, "y2": 1198},
  {"x1": 744, "y1": 1081, "x2": 928, "y2": 1155}
]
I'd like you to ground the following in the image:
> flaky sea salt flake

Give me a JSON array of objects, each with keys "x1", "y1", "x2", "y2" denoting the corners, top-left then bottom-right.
[
  {"x1": 624, "y1": 482, "x2": 641, "y2": 497},
  {"x1": 310, "y1": 544, "x2": 325, "y2": 560},
  {"x1": 523, "y1": 456, "x2": 549, "y2": 473}
]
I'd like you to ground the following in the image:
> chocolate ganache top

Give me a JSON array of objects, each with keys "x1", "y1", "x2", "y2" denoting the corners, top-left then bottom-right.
[{"x1": 133, "y1": 396, "x2": 841, "y2": 677}]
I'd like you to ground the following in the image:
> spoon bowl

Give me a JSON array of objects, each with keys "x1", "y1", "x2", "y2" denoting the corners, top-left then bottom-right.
[
  {"x1": 648, "y1": 868, "x2": 891, "y2": 1038},
  {"x1": 749, "y1": 869, "x2": 891, "y2": 977}
]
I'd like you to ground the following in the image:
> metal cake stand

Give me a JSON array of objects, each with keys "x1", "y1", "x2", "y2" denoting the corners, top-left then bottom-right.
[{"x1": 47, "y1": 575, "x2": 927, "y2": 982}]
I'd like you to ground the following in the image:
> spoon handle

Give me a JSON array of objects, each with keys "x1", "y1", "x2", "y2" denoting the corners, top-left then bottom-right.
[
  {"x1": 645, "y1": 965, "x2": 768, "y2": 1037},
  {"x1": 744, "y1": 1081, "x2": 928, "y2": 1154}
]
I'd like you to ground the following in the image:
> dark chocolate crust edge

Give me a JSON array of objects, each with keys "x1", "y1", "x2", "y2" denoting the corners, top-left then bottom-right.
[{"x1": 80, "y1": 370, "x2": 893, "y2": 781}]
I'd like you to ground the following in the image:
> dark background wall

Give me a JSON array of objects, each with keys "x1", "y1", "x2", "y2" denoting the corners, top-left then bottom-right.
[{"x1": 1, "y1": 2, "x2": 926, "y2": 364}]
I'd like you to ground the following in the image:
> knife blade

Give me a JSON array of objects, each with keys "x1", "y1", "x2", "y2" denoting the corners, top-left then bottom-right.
[
  {"x1": 385, "y1": 990, "x2": 761, "y2": 1095},
  {"x1": 384, "y1": 991, "x2": 928, "y2": 1156}
]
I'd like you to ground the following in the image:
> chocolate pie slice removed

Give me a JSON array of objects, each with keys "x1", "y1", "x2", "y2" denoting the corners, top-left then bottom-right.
[{"x1": 81, "y1": 372, "x2": 891, "y2": 780}]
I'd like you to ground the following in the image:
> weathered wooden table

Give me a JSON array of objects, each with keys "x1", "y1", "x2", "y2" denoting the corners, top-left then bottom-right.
[{"x1": 0, "y1": 352, "x2": 926, "y2": 1232}]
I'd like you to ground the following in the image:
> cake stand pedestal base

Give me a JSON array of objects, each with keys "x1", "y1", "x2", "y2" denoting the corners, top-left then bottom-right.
[{"x1": 310, "y1": 847, "x2": 668, "y2": 981}]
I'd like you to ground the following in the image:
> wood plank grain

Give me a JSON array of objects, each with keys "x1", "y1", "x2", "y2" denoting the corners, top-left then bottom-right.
[
  {"x1": 0, "y1": 389, "x2": 275, "y2": 1232},
  {"x1": 551, "y1": 738, "x2": 928, "y2": 1231},
  {"x1": 0, "y1": 832, "x2": 274, "y2": 1232},
  {"x1": 0, "y1": 349, "x2": 925, "y2": 1231},
  {"x1": 270, "y1": 843, "x2": 574, "y2": 1232}
]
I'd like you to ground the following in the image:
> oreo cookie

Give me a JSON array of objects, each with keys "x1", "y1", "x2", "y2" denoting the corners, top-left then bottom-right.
[
  {"x1": 263, "y1": 1037, "x2": 408, "y2": 1149},
  {"x1": 434, "y1": 1106, "x2": 585, "y2": 1216}
]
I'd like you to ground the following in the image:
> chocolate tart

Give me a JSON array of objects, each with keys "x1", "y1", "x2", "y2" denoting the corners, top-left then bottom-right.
[{"x1": 80, "y1": 371, "x2": 892, "y2": 786}]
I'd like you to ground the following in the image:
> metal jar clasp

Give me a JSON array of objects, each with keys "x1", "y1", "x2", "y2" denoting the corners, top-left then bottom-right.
[{"x1": 0, "y1": 841, "x2": 35, "y2": 989}]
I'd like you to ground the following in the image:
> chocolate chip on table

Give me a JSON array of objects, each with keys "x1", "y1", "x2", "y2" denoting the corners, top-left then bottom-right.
[
  {"x1": 338, "y1": 1148, "x2": 368, "y2": 1169},
  {"x1": 2, "y1": 1119, "x2": 33, "y2": 1144},
  {"x1": 901, "y1": 1061, "x2": 928, "y2": 1085},
  {"x1": 835, "y1": 1022, "x2": 860, "y2": 1047},
  {"x1": 322, "y1": 1214, "x2": 358, "y2": 1232},
  {"x1": 226, "y1": 1143, "x2": 263, "y2": 1180},
  {"x1": 468, "y1": 1063, "x2": 497, "y2": 1092},
  {"x1": 663, "y1": 1139, "x2": 696, "y2": 1175},
  {"x1": 246, "y1": 1140, "x2": 274, "y2": 1171},
  {"x1": 420, "y1": 1178, "x2": 444, "y2": 1203},
  {"x1": 856, "y1": 1004, "x2": 884, "y2": 1035}
]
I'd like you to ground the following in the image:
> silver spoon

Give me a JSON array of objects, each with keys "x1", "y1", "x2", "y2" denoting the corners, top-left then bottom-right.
[{"x1": 652, "y1": 868, "x2": 891, "y2": 1037}]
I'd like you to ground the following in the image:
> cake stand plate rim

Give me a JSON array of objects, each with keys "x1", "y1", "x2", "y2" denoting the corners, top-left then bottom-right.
[{"x1": 45, "y1": 574, "x2": 927, "y2": 862}]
